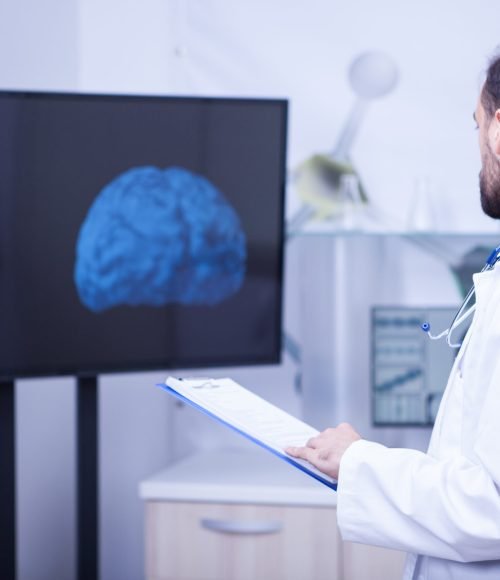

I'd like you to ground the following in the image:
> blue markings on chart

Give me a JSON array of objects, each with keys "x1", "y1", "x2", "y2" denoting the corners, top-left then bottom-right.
[
  {"x1": 374, "y1": 316, "x2": 423, "y2": 328},
  {"x1": 74, "y1": 166, "x2": 247, "y2": 312},
  {"x1": 375, "y1": 368, "x2": 423, "y2": 391}
]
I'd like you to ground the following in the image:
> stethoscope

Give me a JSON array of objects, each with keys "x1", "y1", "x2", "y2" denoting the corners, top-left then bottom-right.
[{"x1": 422, "y1": 244, "x2": 500, "y2": 348}]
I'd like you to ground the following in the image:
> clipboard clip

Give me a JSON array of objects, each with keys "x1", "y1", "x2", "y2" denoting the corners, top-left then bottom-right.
[{"x1": 178, "y1": 377, "x2": 221, "y2": 389}]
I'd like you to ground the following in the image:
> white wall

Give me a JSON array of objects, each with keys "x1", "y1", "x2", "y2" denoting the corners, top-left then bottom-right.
[
  {"x1": 16, "y1": 378, "x2": 76, "y2": 580},
  {"x1": 2, "y1": 1, "x2": 500, "y2": 579},
  {"x1": 0, "y1": 0, "x2": 79, "y2": 91}
]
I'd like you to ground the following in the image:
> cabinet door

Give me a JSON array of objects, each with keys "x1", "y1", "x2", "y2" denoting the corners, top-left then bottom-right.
[
  {"x1": 343, "y1": 541, "x2": 407, "y2": 580},
  {"x1": 145, "y1": 501, "x2": 340, "y2": 580}
]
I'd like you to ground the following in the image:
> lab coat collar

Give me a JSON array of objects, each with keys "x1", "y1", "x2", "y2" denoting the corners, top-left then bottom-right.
[{"x1": 473, "y1": 265, "x2": 500, "y2": 308}]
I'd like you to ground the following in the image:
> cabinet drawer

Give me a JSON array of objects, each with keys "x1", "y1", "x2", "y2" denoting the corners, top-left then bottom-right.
[{"x1": 145, "y1": 501, "x2": 340, "y2": 580}]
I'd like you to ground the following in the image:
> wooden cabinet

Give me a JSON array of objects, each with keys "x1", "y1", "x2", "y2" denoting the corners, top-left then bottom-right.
[
  {"x1": 141, "y1": 449, "x2": 407, "y2": 580},
  {"x1": 145, "y1": 501, "x2": 341, "y2": 580},
  {"x1": 144, "y1": 500, "x2": 407, "y2": 580}
]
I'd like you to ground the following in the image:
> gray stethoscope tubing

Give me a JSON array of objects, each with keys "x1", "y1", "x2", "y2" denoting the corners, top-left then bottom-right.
[{"x1": 422, "y1": 244, "x2": 500, "y2": 348}]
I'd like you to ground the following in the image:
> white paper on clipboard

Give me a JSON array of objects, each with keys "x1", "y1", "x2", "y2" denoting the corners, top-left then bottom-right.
[{"x1": 158, "y1": 376, "x2": 337, "y2": 491}]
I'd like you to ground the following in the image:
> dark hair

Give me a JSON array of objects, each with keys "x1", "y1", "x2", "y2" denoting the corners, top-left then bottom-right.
[{"x1": 482, "y1": 53, "x2": 500, "y2": 119}]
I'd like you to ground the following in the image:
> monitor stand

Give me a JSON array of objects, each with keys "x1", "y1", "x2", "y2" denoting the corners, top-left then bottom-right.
[
  {"x1": 0, "y1": 376, "x2": 100, "y2": 580},
  {"x1": 77, "y1": 374, "x2": 99, "y2": 580},
  {"x1": 0, "y1": 380, "x2": 15, "y2": 579}
]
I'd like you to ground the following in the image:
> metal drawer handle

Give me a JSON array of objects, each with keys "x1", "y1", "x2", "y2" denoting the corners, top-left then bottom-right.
[{"x1": 200, "y1": 518, "x2": 283, "y2": 535}]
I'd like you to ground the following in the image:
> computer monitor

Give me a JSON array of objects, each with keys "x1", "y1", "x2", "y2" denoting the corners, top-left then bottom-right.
[{"x1": 0, "y1": 91, "x2": 287, "y2": 378}]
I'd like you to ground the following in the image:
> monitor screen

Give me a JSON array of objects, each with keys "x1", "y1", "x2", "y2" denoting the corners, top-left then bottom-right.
[
  {"x1": 0, "y1": 91, "x2": 287, "y2": 378},
  {"x1": 371, "y1": 306, "x2": 460, "y2": 426}
]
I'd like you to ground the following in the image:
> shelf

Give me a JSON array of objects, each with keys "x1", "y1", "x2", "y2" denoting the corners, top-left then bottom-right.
[
  {"x1": 286, "y1": 207, "x2": 500, "y2": 240},
  {"x1": 287, "y1": 228, "x2": 500, "y2": 239},
  {"x1": 286, "y1": 227, "x2": 500, "y2": 268}
]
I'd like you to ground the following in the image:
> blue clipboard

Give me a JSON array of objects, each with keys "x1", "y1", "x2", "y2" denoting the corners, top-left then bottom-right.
[{"x1": 157, "y1": 382, "x2": 337, "y2": 491}]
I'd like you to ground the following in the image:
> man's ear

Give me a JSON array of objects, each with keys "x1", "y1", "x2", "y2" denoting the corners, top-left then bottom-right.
[{"x1": 493, "y1": 110, "x2": 500, "y2": 156}]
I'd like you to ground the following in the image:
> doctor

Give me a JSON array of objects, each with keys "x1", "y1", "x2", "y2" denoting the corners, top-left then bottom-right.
[{"x1": 286, "y1": 52, "x2": 500, "y2": 579}]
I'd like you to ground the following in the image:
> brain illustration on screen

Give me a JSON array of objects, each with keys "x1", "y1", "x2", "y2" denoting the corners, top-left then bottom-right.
[{"x1": 74, "y1": 166, "x2": 247, "y2": 312}]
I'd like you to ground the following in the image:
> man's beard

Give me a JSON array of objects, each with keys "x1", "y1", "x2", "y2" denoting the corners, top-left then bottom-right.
[{"x1": 480, "y1": 141, "x2": 500, "y2": 219}]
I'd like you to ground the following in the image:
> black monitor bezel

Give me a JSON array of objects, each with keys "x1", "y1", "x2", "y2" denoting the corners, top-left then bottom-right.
[{"x1": 0, "y1": 89, "x2": 288, "y2": 379}]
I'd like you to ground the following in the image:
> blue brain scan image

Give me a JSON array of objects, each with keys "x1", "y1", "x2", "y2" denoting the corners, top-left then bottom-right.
[{"x1": 74, "y1": 166, "x2": 247, "y2": 312}]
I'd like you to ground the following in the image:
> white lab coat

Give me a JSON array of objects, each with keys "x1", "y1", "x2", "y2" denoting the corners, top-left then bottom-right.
[{"x1": 337, "y1": 266, "x2": 500, "y2": 579}]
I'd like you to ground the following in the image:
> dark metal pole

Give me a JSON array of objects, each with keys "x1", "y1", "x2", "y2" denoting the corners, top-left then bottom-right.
[
  {"x1": 77, "y1": 375, "x2": 99, "y2": 580},
  {"x1": 0, "y1": 380, "x2": 16, "y2": 579}
]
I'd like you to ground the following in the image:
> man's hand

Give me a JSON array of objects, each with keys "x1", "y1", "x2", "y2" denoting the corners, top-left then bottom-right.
[{"x1": 285, "y1": 423, "x2": 361, "y2": 480}]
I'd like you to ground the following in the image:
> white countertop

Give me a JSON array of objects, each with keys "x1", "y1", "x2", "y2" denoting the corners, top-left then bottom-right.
[{"x1": 139, "y1": 447, "x2": 337, "y2": 507}]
